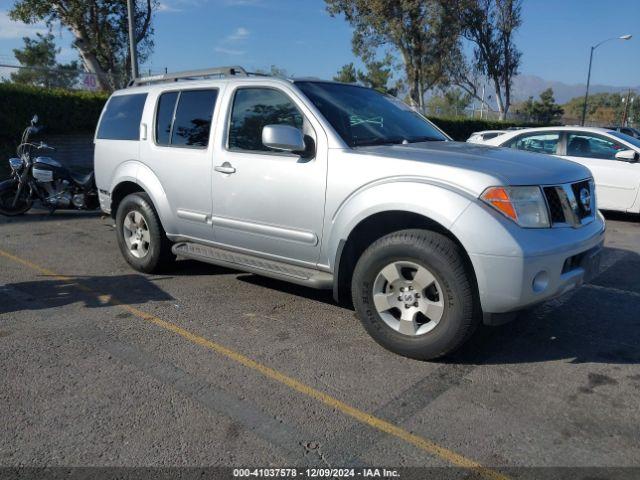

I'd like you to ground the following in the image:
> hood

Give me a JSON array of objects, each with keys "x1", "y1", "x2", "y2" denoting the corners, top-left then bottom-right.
[{"x1": 354, "y1": 141, "x2": 591, "y2": 191}]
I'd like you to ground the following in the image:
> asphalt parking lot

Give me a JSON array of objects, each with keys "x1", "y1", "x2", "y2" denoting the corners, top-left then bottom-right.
[{"x1": 1, "y1": 209, "x2": 639, "y2": 478}]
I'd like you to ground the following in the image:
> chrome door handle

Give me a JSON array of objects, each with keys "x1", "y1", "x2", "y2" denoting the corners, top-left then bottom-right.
[{"x1": 214, "y1": 162, "x2": 236, "y2": 174}]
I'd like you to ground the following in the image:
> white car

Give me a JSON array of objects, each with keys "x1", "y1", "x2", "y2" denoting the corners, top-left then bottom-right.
[
  {"x1": 466, "y1": 130, "x2": 507, "y2": 143},
  {"x1": 484, "y1": 126, "x2": 640, "y2": 214}
]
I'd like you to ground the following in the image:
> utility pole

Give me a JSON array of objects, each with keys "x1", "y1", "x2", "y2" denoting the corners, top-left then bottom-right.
[
  {"x1": 581, "y1": 34, "x2": 632, "y2": 126},
  {"x1": 621, "y1": 89, "x2": 633, "y2": 127},
  {"x1": 127, "y1": 0, "x2": 139, "y2": 80},
  {"x1": 581, "y1": 46, "x2": 595, "y2": 126}
]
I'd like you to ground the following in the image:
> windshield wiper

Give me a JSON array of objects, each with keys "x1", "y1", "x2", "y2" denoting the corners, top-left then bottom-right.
[
  {"x1": 405, "y1": 135, "x2": 444, "y2": 143},
  {"x1": 351, "y1": 137, "x2": 405, "y2": 147}
]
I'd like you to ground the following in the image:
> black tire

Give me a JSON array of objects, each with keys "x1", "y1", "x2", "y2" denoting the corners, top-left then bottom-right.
[
  {"x1": 115, "y1": 192, "x2": 175, "y2": 273},
  {"x1": 352, "y1": 229, "x2": 479, "y2": 360},
  {"x1": 0, "y1": 179, "x2": 33, "y2": 216}
]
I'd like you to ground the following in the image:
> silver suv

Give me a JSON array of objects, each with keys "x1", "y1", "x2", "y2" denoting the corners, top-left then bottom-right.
[{"x1": 94, "y1": 66, "x2": 605, "y2": 360}]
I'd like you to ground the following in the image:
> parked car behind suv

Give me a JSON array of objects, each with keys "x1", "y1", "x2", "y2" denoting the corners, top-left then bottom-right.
[
  {"x1": 94, "y1": 66, "x2": 605, "y2": 360},
  {"x1": 483, "y1": 126, "x2": 640, "y2": 214}
]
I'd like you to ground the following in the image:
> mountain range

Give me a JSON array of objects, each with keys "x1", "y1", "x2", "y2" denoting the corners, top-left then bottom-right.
[{"x1": 510, "y1": 74, "x2": 639, "y2": 104}]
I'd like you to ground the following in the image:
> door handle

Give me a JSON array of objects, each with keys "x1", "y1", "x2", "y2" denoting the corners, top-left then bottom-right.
[{"x1": 215, "y1": 162, "x2": 236, "y2": 174}]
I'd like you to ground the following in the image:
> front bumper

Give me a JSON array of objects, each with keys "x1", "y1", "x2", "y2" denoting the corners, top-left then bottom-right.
[
  {"x1": 472, "y1": 240, "x2": 603, "y2": 316},
  {"x1": 452, "y1": 203, "x2": 606, "y2": 315}
]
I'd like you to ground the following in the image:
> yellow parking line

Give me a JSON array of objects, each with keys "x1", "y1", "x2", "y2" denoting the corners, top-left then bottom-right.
[{"x1": 0, "y1": 247, "x2": 508, "y2": 480}]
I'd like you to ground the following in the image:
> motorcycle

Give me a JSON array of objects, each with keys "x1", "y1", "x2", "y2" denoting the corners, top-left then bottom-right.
[{"x1": 0, "y1": 115, "x2": 99, "y2": 216}]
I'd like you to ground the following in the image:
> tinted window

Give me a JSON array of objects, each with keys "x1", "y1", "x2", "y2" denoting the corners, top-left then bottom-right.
[
  {"x1": 97, "y1": 93, "x2": 147, "y2": 140},
  {"x1": 509, "y1": 132, "x2": 559, "y2": 154},
  {"x1": 567, "y1": 133, "x2": 625, "y2": 160},
  {"x1": 296, "y1": 81, "x2": 447, "y2": 147},
  {"x1": 170, "y1": 89, "x2": 218, "y2": 147},
  {"x1": 155, "y1": 91, "x2": 179, "y2": 145},
  {"x1": 610, "y1": 131, "x2": 640, "y2": 149},
  {"x1": 228, "y1": 88, "x2": 303, "y2": 152}
]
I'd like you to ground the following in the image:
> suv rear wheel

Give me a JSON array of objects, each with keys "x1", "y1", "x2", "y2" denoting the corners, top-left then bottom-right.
[
  {"x1": 352, "y1": 229, "x2": 479, "y2": 360},
  {"x1": 115, "y1": 192, "x2": 175, "y2": 273}
]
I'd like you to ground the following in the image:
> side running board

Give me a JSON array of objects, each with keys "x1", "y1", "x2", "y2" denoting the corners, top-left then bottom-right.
[{"x1": 172, "y1": 242, "x2": 333, "y2": 289}]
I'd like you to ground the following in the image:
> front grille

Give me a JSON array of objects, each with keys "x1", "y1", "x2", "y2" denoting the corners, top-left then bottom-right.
[
  {"x1": 543, "y1": 187, "x2": 565, "y2": 224},
  {"x1": 542, "y1": 179, "x2": 595, "y2": 227}
]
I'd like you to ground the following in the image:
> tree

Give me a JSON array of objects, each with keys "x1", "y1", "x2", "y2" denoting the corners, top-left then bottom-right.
[
  {"x1": 10, "y1": 0, "x2": 157, "y2": 91},
  {"x1": 11, "y1": 32, "x2": 79, "y2": 89},
  {"x1": 326, "y1": 0, "x2": 461, "y2": 110},
  {"x1": 427, "y1": 89, "x2": 472, "y2": 117},
  {"x1": 255, "y1": 65, "x2": 289, "y2": 78},
  {"x1": 357, "y1": 57, "x2": 397, "y2": 95},
  {"x1": 458, "y1": 0, "x2": 522, "y2": 120},
  {"x1": 334, "y1": 63, "x2": 358, "y2": 83},
  {"x1": 520, "y1": 88, "x2": 563, "y2": 124},
  {"x1": 563, "y1": 92, "x2": 627, "y2": 125},
  {"x1": 334, "y1": 58, "x2": 398, "y2": 95}
]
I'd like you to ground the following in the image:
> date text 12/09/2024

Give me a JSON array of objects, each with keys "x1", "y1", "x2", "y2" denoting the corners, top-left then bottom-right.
[{"x1": 233, "y1": 468, "x2": 400, "y2": 478}]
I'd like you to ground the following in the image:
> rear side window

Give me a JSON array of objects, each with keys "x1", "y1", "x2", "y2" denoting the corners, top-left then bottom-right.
[
  {"x1": 97, "y1": 93, "x2": 147, "y2": 140},
  {"x1": 155, "y1": 89, "x2": 218, "y2": 148},
  {"x1": 228, "y1": 88, "x2": 303, "y2": 152}
]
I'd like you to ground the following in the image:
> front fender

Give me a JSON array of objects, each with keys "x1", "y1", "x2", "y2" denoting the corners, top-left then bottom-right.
[{"x1": 321, "y1": 180, "x2": 473, "y2": 270}]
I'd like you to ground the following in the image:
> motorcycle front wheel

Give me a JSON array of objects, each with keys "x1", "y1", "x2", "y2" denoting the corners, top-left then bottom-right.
[{"x1": 0, "y1": 179, "x2": 33, "y2": 216}]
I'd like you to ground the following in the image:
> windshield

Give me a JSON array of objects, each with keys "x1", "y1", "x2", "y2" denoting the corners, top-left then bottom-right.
[
  {"x1": 295, "y1": 81, "x2": 448, "y2": 147},
  {"x1": 609, "y1": 131, "x2": 640, "y2": 150}
]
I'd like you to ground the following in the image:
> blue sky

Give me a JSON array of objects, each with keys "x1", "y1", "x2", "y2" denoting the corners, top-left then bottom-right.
[{"x1": 0, "y1": 0, "x2": 638, "y2": 87}]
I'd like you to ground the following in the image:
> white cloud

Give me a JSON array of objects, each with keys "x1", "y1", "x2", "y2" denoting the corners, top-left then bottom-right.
[
  {"x1": 227, "y1": 27, "x2": 250, "y2": 41},
  {"x1": 0, "y1": 11, "x2": 46, "y2": 39},
  {"x1": 158, "y1": 3, "x2": 180, "y2": 12},
  {"x1": 215, "y1": 26, "x2": 250, "y2": 56},
  {"x1": 214, "y1": 46, "x2": 245, "y2": 56}
]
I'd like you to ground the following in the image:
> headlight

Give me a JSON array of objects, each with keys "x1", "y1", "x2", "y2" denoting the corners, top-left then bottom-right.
[
  {"x1": 9, "y1": 158, "x2": 23, "y2": 172},
  {"x1": 481, "y1": 186, "x2": 550, "y2": 228}
]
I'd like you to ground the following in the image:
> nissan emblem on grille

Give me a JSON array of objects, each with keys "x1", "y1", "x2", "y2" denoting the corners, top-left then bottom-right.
[{"x1": 580, "y1": 187, "x2": 591, "y2": 212}]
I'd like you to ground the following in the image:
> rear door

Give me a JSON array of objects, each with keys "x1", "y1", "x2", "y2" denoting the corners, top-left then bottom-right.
[
  {"x1": 562, "y1": 132, "x2": 640, "y2": 211},
  {"x1": 139, "y1": 87, "x2": 221, "y2": 239}
]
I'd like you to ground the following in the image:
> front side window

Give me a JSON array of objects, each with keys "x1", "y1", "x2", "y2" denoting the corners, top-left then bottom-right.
[
  {"x1": 97, "y1": 93, "x2": 147, "y2": 141},
  {"x1": 567, "y1": 133, "x2": 625, "y2": 160},
  {"x1": 155, "y1": 89, "x2": 218, "y2": 148},
  {"x1": 610, "y1": 131, "x2": 640, "y2": 150},
  {"x1": 295, "y1": 81, "x2": 447, "y2": 147},
  {"x1": 228, "y1": 88, "x2": 303, "y2": 152},
  {"x1": 508, "y1": 133, "x2": 559, "y2": 155}
]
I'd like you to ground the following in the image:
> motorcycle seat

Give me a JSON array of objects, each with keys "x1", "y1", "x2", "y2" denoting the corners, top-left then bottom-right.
[{"x1": 70, "y1": 171, "x2": 95, "y2": 188}]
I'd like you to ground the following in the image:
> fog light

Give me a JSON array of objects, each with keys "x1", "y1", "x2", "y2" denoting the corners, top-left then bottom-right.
[{"x1": 532, "y1": 271, "x2": 549, "y2": 293}]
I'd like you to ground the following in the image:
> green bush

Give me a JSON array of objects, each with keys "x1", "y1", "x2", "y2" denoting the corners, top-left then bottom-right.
[
  {"x1": 0, "y1": 83, "x2": 108, "y2": 142},
  {"x1": 0, "y1": 83, "x2": 545, "y2": 143},
  {"x1": 428, "y1": 117, "x2": 544, "y2": 141}
]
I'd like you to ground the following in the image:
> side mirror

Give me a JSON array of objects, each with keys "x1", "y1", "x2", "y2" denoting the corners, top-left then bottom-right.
[
  {"x1": 31, "y1": 114, "x2": 39, "y2": 126},
  {"x1": 262, "y1": 125, "x2": 305, "y2": 153},
  {"x1": 615, "y1": 149, "x2": 639, "y2": 162}
]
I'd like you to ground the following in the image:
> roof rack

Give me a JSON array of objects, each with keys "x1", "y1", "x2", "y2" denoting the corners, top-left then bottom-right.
[{"x1": 129, "y1": 66, "x2": 249, "y2": 87}]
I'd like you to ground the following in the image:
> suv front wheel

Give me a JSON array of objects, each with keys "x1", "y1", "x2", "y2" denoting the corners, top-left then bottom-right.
[
  {"x1": 115, "y1": 192, "x2": 175, "y2": 273},
  {"x1": 352, "y1": 229, "x2": 479, "y2": 360}
]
